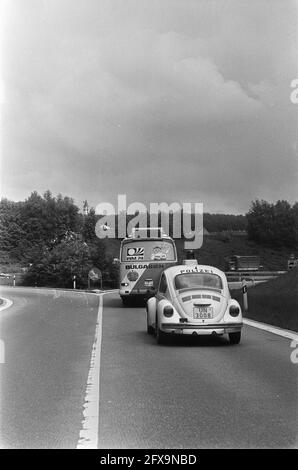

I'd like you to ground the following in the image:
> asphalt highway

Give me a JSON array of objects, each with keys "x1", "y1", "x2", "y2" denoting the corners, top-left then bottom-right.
[
  {"x1": 0, "y1": 287, "x2": 297, "y2": 448},
  {"x1": 0, "y1": 287, "x2": 98, "y2": 448}
]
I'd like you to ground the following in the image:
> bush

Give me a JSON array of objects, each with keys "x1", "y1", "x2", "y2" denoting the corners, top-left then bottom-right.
[{"x1": 23, "y1": 235, "x2": 93, "y2": 288}]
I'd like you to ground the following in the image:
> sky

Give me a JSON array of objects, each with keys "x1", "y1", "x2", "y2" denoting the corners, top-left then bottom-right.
[{"x1": 1, "y1": 0, "x2": 297, "y2": 214}]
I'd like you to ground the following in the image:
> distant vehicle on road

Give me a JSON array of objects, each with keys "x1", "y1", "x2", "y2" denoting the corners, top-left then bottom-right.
[
  {"x1": 116, "y1": 227, "x2": 178, "y2": 305},
  {"x1": 225, "y1": 255, "x2": 261, "y2": 271},
  {"x1": 287, "y1": 254, "x2": 298, "y2": 270},
  {"x1": 146, "y1": 260, "x2": 243, "y2": 344}
]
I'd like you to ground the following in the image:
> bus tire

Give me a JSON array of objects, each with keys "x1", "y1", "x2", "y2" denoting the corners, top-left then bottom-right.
[{"x1": 121, "y1": 296, "x2": 130, "y2": 307}]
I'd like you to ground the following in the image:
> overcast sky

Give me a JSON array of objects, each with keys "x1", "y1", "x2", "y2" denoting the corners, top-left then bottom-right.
[{"x1": 1, "y1": 0, "x2": 297, "y2": 214}]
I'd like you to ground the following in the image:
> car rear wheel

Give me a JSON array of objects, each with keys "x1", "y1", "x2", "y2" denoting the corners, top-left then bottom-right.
[
  {"x1": 156, "y1": 318, "x2": 167, "y2": 345},
  {"x1": 229, "y1": 331, "x2": 241, "y2": 344},
  {"x1": 156, "y1": 327, "x2": 167, "y2": 344}
]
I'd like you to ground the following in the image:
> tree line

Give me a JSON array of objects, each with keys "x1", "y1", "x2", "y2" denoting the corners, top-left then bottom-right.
[
  {"x1": 0, "y1": 191, "x2": 115, "y2": 288},
  {"x1": 0, "y1": 192, "x2": 297, "y2": 288}
]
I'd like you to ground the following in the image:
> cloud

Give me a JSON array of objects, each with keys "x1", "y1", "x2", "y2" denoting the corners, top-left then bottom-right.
[{"x1": 1, "y1": 0, "x2": 297, "y2": 213}]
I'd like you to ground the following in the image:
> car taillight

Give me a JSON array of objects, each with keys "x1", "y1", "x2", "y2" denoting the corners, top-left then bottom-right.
[
  {"x1": 229, "y1": 305, "x2": 240, "y2": 317},
  {"x1": 163, "y1": 306, "x2": 174, "y2": 317}
]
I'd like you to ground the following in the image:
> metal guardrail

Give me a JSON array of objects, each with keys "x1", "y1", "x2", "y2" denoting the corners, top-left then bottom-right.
[
  {"x1": 226, "y1": 271, "x2": 287, "y2": 287},
  {"x1": 225, "y1": 271, "x2": 286, "y2": 276},
  {"x1": 226, "y1": 271, "x2": 286, "y2": 278}
]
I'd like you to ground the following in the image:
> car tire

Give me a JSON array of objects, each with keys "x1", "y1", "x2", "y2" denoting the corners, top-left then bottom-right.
[
  {"x1": 156, "y1": 318, "x2": 167, "y2": 344},
  {"x1": 229, "y1": 331, "x2": 241, "y2": 344},
  {"x1": 156, "y1": 327, "x2": 167, "y2": 344}
]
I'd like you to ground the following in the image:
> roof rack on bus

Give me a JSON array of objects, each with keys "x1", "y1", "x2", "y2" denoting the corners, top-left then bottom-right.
[{"x1": 129, "y1": 227, "x2": 168, "y2": 239}]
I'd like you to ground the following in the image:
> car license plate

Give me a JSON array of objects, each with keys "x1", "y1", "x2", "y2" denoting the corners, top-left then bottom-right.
[
  {"x1": 144, "y1": 280, "x2": 154, "y2": 287},
  {"x1": 193, "y1": 306, "x2": 213, "y2": 319}
]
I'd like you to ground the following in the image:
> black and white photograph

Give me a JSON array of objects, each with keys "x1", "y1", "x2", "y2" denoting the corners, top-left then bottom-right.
[{"x1": 0, "y1": 0, "x2": 297, "y2": 454}]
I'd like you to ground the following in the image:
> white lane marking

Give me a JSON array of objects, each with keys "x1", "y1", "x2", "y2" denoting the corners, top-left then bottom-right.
[
  {"x1": 0, "y1": 297, "x2": 13, "y2": 312},
  {"x1": 77, "y1": 294, "x2": 103, "y2": 449},
  {"x1": 0, "y1": 298, "x2": 13, "y2": 363},
  {"x1": 77, "y1": 290, "x2": 117, "y2": 449},
  {"x1": 243, "y1": 318, "x2": 298, "y2": 341}
]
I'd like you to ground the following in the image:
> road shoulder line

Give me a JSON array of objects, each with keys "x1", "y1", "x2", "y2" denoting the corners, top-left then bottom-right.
[
  {"x1": 0, "y1": 297, "x2": 13, "y2": 312},
  {"x1": 243, "y1": 318, "x2": 298, "y2": 341}
]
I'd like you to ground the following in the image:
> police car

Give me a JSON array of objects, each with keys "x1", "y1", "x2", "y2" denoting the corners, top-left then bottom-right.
[{"x1": 146, "y1": 260, "x2": 243, "y2": 344}]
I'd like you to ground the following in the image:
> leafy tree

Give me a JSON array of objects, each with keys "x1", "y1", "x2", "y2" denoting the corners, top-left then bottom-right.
[
  {"x1": 82, "y1": 207, "x2": 98, "y2": 242},
  {"x1": 23, "y1": 234, "x2": 93, "y2": 288},
  {"x1": 0, "y1": 199, "x2": 26, "y2": 261},
  {"x1": 82, "y1": 206, "x2": 107, "y2": 269},
  {"x1": 20, "y1": 191, "x2": 80, "y2": 247},
  {"x1": 292, "y1": 202, "x2": 298, "y2": 245},
  {"x1": 273, "y1": 200, "x2": 296, "y2": 247},
  {"x1": 247, "y1": 199, "x2": 298, "y2": 248},
  {"x1": 247, "y1": 200, "x2": 275, "y2": 244},
  {"x1": 0, "y1": 191, "x2": 82, "y2": 264}
]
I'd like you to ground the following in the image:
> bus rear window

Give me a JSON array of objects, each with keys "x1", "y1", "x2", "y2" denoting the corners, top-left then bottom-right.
[{"x1": 121, "y1": 240, "x2": 176, "y2": 262}]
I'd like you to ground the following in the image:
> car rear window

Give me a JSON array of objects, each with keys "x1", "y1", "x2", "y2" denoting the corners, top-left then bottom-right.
[{"x1": 175, "y1": 273, "x2": 223, "y2": 290}]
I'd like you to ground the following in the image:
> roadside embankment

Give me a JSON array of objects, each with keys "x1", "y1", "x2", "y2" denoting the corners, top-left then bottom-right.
[{"x1": 233, "y1": 267, "x2": 298, "y2": 332}]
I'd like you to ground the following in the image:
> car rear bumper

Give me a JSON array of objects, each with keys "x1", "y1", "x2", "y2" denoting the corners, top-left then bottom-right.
[
  {"x1": 160, "y1": 322, "x2": 242, "y2": 335},
  {"x1": 120, "y1": 288, "x2": 156, "y2": 297}
]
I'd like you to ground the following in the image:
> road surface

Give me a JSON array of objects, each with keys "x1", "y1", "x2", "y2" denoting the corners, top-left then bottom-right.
[{"x1": 0, "y1": 287, "x2": 297, "y2": 448}]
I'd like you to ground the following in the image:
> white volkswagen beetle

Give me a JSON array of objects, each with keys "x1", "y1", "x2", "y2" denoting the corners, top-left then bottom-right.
[{"x1": 146, "y1": 260, "x2": 243, "y2": 344}]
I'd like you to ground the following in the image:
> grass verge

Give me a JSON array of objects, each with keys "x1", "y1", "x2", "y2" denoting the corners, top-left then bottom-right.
[{"x1": 232, "y1": 267, "x2": 298, "y2": 332}]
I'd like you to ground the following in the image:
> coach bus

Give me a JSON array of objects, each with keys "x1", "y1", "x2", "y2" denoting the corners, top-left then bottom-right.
[{"x1": 118, "y1": 227, "x2": 178, "y2": 305}]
